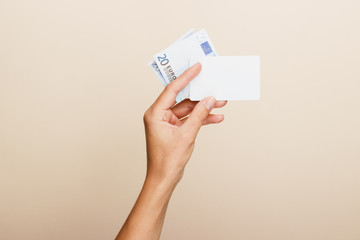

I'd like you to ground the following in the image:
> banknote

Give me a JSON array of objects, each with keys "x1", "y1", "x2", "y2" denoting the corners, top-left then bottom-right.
[
  {"x1": 147, "y1": 29, "x2": 194, "y2": 87},
  {"x1": 153, "y1": 29, "x2": 218, "y2": 102}
]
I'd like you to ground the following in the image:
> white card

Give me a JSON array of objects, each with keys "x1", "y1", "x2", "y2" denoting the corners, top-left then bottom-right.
[{"x1": 189, "y1": 56, "x2": 260, "y2": 100}]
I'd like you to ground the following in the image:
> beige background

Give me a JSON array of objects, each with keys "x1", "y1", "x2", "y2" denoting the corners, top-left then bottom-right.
[{"x1": 1, "y1": 0, "x2": 360, "y2": 239}]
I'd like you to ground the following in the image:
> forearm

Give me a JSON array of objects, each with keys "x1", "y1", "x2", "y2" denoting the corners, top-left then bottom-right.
[
  {"x1": 116, "y1": 63, "x2": 224, "y2": 239},
  {"x1": 116, "y1": 175, "x2": 177, "y2": 240}
]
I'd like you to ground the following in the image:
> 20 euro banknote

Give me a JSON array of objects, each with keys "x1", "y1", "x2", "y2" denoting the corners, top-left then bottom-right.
[
  {"x1": 147, "y1": 29, "x2": 195, "y2": 88},
  {"x1": 153, "y1": 29, "x2": 218, "y2": 102}
]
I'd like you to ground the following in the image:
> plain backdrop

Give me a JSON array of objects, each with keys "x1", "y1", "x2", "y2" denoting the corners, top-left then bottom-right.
[{"x1": 1, "y1": 0, "x2": 360, "y2": 239}]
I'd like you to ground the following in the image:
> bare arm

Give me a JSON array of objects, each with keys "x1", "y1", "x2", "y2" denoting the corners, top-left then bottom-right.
[{"x1": 116, "y1": 63, "x2": 227, "y2": 240}]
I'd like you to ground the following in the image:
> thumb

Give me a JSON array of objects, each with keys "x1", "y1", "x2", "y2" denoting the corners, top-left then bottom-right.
[{"x1": 182, "y1": 96, "x2": 216, "y2": 138}]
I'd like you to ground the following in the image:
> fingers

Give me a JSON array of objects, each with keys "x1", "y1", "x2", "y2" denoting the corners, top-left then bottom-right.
[
  {"x1": 203, "y1": 114, "x2": 224, "y2": 125},
  {"x1": 181, "y1": 96, "x2": 216, "y2": 139},
  {"x1": 171, "y1": 99, "x2": 227, "y2": 119},
  {"x1": 215, "y1": 100, "x2": 227, "y2": 108},
  {"x1": 153, "y1": 63, "x2": 202, "y2": 110},
  {"x1": 171, "y1": 99, "x2": 199, "y2": 119},
  {"x1": 181, "y1": 114, "x2": 224, "y2": 125}
]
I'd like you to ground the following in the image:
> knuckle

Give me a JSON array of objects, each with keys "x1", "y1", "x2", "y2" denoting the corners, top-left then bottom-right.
[
  {"x1": 194, "y1": 111, "x2": 204, "y2": 124},
  {"x1": 164, "y1": 84, "x2": 173, "y2": 92},
  {"x1": 180, "y1": 131, "x2": 194, "y2": 145},
  {"x1": 202, "y1": 118, "x2": 208, "y2": 125},
  {"x1": 143, "y1": 108, "x2": 153, "y2": 123},
  {"x1": 165, "y1": 82, "x2": 178, "y2": 93}
]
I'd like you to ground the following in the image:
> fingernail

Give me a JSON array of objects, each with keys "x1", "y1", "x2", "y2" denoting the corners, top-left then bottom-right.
[
  {"x1": 192, "y1": 62, "x2": 202, "y2": 69},
  {"x1": 217, "y1": 100, "x2": 227, "y2": 105},
  {"x1": 205, "y1": 97, "x2": 216, "y2": 110}
]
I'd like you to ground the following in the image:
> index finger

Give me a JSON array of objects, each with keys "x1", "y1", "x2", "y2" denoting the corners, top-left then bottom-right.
[{"x1": 153, "y1": 63, "x2": 202, "y2": 109}]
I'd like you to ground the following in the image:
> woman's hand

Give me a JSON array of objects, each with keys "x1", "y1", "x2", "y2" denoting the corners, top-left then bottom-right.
[
  {"x1": 116, "y1": 63, "x2": 226, "y2": 240},
  {"x1": 143, "y1": 63, "x2": 227, "y2": 186}
]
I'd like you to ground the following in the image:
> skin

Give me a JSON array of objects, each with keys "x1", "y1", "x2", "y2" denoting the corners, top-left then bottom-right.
[{"x1": 116, "y1": 63, "x2": 227, "y2": 240}]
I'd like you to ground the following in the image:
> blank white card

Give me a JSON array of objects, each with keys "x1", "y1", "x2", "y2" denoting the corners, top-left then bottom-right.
[{"x1": 189, "y1": 56, "x2": 260, "y2": 100}]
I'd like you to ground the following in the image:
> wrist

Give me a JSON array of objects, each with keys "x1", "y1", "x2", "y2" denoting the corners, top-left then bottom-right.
[{"x1": 145, "y1": 170, "x2": 181, "y2": 193}]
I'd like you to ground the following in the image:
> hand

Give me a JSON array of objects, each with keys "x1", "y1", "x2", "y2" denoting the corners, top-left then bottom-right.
[
  {"x1": 143, "y1": 63, "x2": 227, "y2": 186},
  {"x1": 116, "y1": 63, "x2": 227, "y2": 240}
]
